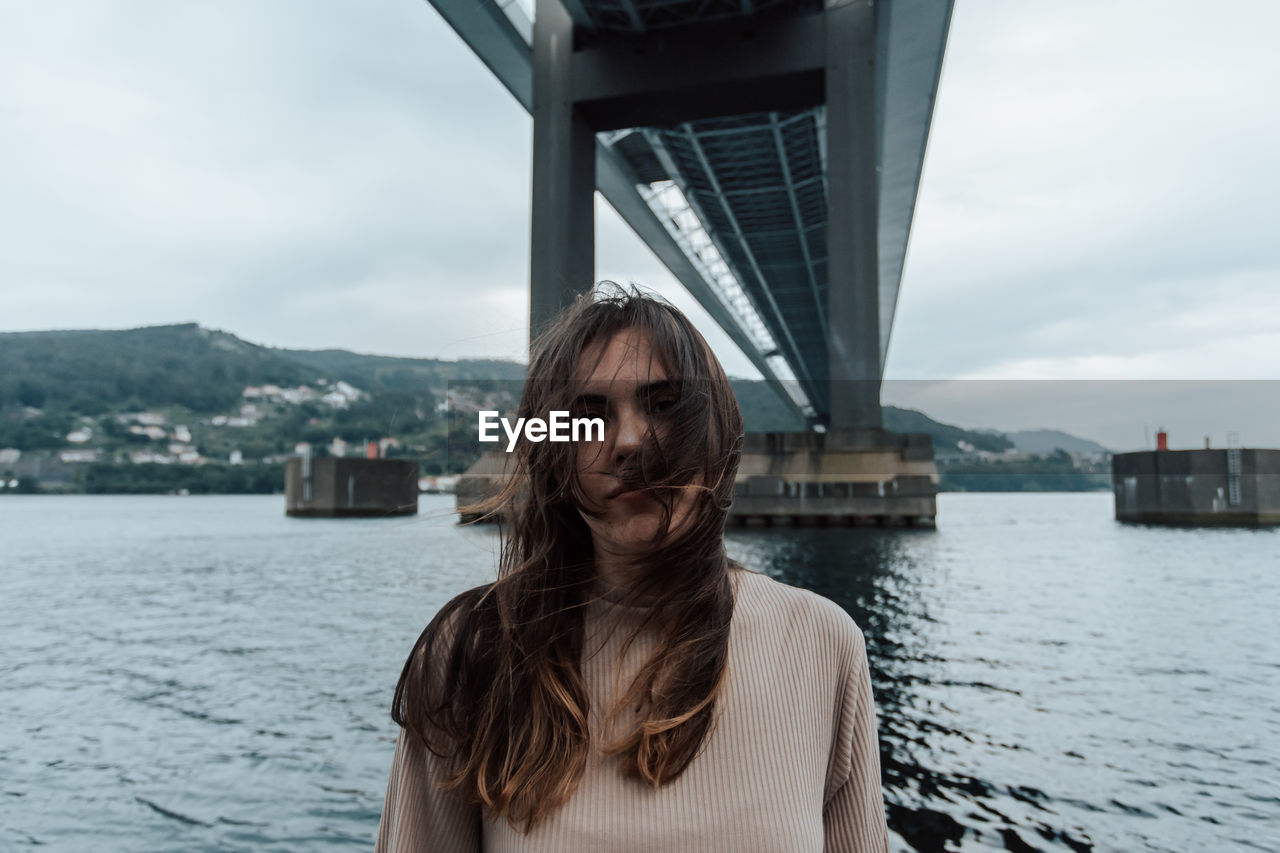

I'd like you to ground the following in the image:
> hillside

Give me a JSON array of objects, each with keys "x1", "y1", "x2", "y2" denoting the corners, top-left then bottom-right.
[
  {"x1": 1003, "y1": 428, "x2": 1111, "y2": 456},
  {"x1": 0, "y1": 324, "x2": 314, "y2": 413},
  {"x1": 282, "y1": 348, "x2": 527, "y2": 391},
  {"x1": 0, "y1": 324, "x2": 525, "y2": 414},
  {"x1": 2, "y1": 323, "x2": 1012, "y2": 449},
  {"x1": 0, "y1": 324, "x2": 1108, "y2": 493}
]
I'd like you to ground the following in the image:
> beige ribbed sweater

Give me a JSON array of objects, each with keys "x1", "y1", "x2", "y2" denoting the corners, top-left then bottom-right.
[{"x1": 375, "y1": 568, "x2": 889, "y2": 852}]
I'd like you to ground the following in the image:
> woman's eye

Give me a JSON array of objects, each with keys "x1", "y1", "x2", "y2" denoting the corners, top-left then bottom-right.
[{"x1": 649, "y1": 397, "x2": 677, "y2": 414}]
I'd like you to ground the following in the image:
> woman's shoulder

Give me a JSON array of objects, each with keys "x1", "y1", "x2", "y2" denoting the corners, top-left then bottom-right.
[
  {"x1": 393, "y1": 582, "x2": 498, "y2": 727},
  {"x1": 420, "y1": 582, "x2": 497, "y2": 648},
  {"x1": 731, "y1": 567, "x2": 866, "y2": 655}
]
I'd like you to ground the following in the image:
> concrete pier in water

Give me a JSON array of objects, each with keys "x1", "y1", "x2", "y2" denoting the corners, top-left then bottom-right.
[
  {"x1": 285, "y1": 457, "x2": 418, "y2": 518},
  {"x1": 1112, "y1": 448, "x2": 1280, "y2": 526},
  {"x1": 731, "y1": 429, "x2": 937, "y2": 528}
]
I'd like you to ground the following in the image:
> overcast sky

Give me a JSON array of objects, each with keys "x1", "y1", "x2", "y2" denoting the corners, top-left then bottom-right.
[{"x1": 2, "y1": 1, "x2": 1277, "y2": 450}]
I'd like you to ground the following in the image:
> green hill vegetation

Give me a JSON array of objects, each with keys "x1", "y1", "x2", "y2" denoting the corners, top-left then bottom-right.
[
  {"x1": 1, "y1": 324, "x2": 314, "y2": 413},
  {"x1": 0, "y1": 324, "x2": 1108, "y2": 494}
]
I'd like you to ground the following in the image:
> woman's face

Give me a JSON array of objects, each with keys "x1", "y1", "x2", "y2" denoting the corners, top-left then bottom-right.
[{"x1": 570, "y1": 326, "x2": 698, "y2": 565}]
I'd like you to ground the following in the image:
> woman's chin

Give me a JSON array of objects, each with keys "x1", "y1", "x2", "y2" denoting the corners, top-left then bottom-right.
[{"x1": 595, "y1": 513, "x2": 666, "y2": 552}]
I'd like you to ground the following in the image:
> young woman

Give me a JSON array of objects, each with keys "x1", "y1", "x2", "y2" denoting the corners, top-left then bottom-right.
[{"x1": 376, "y1": 287, "x2": 889, "y2": 852}]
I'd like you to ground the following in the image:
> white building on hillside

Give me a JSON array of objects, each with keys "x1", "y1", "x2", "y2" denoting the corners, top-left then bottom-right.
[
  {"x1": 280, "y1": 386, "x2": 317, "y2": 404},
  {"x1": 130, "y1": 425, "x2": 168, "y2": 440},
  {"x1": 321, "y1": 381, "x2": 363, "y2": 408}
]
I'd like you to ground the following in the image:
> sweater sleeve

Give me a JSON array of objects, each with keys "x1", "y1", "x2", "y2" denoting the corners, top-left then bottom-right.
[
  {"x1": 374, "y1": 725, "x2": 482, "y2": 852},
  {"x1": 822, "y1": 623, "x2": 890, "y2": 853}
]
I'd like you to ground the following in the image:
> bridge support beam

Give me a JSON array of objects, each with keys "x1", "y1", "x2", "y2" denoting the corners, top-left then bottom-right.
[
  {"x1": 571, "y1": 17, "x2": 825, "y2": 131},
  {"x1": 825, "y1": 0, "x2": 883, "y2": 436},
  {"x1": 530, "y1": 0, "x2": 596, "y2": 345},
  {"x1": 459, "y1": 0, "x2": 940, "y2": 526}
]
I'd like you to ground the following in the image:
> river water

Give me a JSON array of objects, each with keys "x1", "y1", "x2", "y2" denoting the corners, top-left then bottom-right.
[{"x1": 0, "y1": 493, "x2": 1275, "y2": 852}]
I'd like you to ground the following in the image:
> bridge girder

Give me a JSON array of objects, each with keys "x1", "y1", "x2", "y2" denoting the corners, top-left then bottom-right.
[{"x1": 422, "y1": 0, "x2": 953, "y2": 430}]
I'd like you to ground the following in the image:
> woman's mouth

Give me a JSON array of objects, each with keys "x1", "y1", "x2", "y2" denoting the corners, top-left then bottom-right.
[{"x1": 611, "y1": 487, "x2": 653, "y2": 503}]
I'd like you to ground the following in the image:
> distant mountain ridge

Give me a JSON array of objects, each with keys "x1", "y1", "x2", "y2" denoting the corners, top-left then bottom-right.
[
  {"x1": 0, "y1": 323, "x2": 525, "y2": 414},
  {"x1": 1002, "y1": 429, "x2": 1111, "y2": 456},
  {"x1": 0, "y1": 323, "x2": 1104, "y2": 456}
]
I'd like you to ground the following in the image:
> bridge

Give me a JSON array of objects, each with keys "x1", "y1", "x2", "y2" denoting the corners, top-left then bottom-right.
[{"x1": 439, "y1": 0, "x2": 953, "y2": 525}]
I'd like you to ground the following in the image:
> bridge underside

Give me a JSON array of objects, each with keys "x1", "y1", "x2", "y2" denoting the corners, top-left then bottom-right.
[
  {"x1": 424, "y1": 0, "x2": 952, "y2": 431},
  {"x1": 435, "y1": 0, "x2": 950, "y2": 523},
  {"x1": 533, "y1": 1, "x2": 890, "y2": 432}
]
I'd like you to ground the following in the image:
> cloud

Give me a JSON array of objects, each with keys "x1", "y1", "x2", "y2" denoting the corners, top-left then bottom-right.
[
  {"x1": 890, "y1": 0, "x2": 1280, "y2": 382},
  {"x1": 0, "y1": 0, "x2": 533, "y2": 353}
]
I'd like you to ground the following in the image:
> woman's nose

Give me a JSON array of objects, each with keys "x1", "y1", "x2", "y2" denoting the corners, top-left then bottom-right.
[{"x1": 612, "y1": 404, "x2": 647, "y2": 461}]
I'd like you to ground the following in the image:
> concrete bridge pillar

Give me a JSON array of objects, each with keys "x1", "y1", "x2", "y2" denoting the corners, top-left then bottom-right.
[
  {"x1": 530, "y1": 0, "x2": 595, "y2": 344},
  {"x1": 825, "y1": 0, "x2": 882, "y2": 432}
]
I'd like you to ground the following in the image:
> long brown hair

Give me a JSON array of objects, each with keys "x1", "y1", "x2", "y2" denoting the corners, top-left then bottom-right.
[{"x1": 391, "y1": 283, "x2": 745, "y2": 831}]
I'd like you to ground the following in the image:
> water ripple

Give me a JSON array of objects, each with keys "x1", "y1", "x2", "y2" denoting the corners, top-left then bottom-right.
[{"x1": 1, "y1": 493, "x2": 1276, "y2": 852}]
